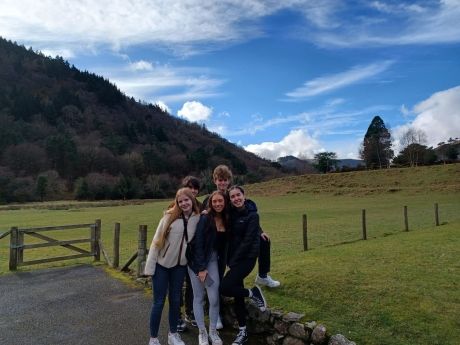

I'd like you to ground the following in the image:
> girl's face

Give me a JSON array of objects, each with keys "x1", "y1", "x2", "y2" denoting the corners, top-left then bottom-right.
[
  {"x1": 177, "y1": 194, "x2": 193, "y2": 214},
  {"x1": 211, "y1": 194, "x2": 225, "y2": 213},
  {"x1": 229, "y1": 188, "x2": 245, "y2": 208}
]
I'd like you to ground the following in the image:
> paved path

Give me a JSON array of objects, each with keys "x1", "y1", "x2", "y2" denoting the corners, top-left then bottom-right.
[{"x1": 0, "y1": 265, "x2": 239, "y2": 345}]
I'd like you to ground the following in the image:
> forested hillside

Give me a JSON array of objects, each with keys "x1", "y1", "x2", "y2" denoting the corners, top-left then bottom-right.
[{"x1": 0, "y1": 37, "x2": 282, "y2": 202}]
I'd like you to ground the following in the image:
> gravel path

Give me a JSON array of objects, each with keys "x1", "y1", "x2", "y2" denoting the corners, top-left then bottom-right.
[{"x1": 0, "y1": 264, "x2": 242, "y2": 345}]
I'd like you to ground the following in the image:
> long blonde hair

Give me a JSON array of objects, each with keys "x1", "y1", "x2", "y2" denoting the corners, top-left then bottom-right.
[{"x1": 154, "y1": 188, "x2": 200, "y2": 249}]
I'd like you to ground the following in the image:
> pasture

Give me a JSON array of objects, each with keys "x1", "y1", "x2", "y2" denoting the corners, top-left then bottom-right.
[{"x1": 1, "y1": 164, "x2": 459, "y2": 345}]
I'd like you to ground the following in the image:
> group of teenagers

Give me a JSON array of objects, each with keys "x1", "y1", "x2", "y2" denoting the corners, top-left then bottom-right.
[{"x1": 144, "y1": 165, "x2": 280, "y2": 345}]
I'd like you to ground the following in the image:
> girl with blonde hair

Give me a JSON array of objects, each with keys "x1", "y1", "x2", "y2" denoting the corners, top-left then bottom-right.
[{"x1": 145, "y1": 188, "x2": 200, "y2": 345}]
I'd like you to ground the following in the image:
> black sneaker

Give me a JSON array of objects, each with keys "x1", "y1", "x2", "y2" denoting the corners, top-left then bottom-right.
[
  {"x1": 250, "y1": 286, "x2": 267, "y2": 312},
  {"x1": 231, "y1": 329, "x2": 248, "y2": 345},
  {"x1": 184, "y1": 313, "x2": 197, "y2": 327},
  {"x1": 177, "y1": 318, "x2": 187, "y2": 332}
]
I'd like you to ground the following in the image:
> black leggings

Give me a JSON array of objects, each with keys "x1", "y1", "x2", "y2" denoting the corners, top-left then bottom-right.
[
  {"x1": 258, "y1": 236, "x2": 270, "y2": 276},
  {"x1": 220, "y1": 258, "x2": 257, "y2": 327}
]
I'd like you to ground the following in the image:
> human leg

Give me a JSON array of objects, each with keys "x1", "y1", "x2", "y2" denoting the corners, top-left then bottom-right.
[
  {"x1": 150, "y1": 264, "x2": 169, "y2": 338},
  {"x1": 220, "y1": 258, "x2": 256, "y2": 327},
  {"x1": 256, "y1": 236, "x2": 280, "y2": 288},
  {"x1": 167, "y1": 265, "x2": 187, "y2": 334},
  {"x1": 188, "y1": 267, "x2": 207, "y2": 330},
  {"x1": 205, "y1": 256, "x2": 220, "y2": 331}
]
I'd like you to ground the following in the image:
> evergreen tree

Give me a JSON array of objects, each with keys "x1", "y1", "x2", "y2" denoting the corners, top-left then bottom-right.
[
  {"x1": 314, "y1": 152, "x2": 338, "y2": 173},
  {"x1": 360, "y1": 116, "x2": 393, "y2": 169}
]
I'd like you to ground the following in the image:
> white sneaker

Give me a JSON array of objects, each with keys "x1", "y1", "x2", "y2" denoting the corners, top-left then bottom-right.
[
  {"x1": 149, "y1": 338, "x2": 161, "y2": 345},
  {"x1": 198, "y1": 329, "x2": 209, "y2": 345},
  {"x1": 255, "y1": 274, "x2": 280, "y2": 288},
  {"x1": 216, "y1": 316, "x2": 223, "y2": 330},
  {"x1": 209, "y1": 329, "x2": 223, "y2": 345},
  {"x1": 168, "y1": 332, "x2": 185, "y2": 345}
]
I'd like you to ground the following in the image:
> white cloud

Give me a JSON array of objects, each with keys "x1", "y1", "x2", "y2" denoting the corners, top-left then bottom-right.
[
  {"x1": 244, "y1": 129, "x2": 322, "y2": 160},
  {"x1": 400, "y1": 104, "x2": 410, "y2": 117},
  {"x1": 97, "y1": 64, "x2": 225, "y2": 105},
  {"x1": 129, "y1": 60, "x2": 154, "y2": 71},
  {"x1": 0, "y1": 1, "x2": 458, "y2": 57},
  {"x1": 154, "y1": 101, "x2": 171, "y2": 113},
  {"x1": 285, "y1": 60, "x2": 394, "y2": 99},
  {"x1": 312, "y1": 0, "x2": 460, "y2": 47},
  {"x1": 177, "y1": 101, "x2": 213, "y2": 122},
  {"x1": 393, "y1": 85, "x2": 460, "y2": 153}
]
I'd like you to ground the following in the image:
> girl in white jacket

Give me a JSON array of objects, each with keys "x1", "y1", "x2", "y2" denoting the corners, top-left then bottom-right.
[{"x1": 145, "y1": 188, "x2": 200, "y2": 345}]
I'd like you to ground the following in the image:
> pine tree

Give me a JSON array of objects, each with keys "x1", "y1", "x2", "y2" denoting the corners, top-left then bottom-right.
[{"x1": 360, "y1": 116, "x2": 393, "y2": 169}]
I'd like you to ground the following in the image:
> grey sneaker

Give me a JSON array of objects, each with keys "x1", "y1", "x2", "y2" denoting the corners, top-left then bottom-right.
[
  {"x1": 209, "y1": 329, "x2": 223, "y2": 345},
  {"x1": 216, "y1": 315, "x2": 223, "y2": 330},
  {"x1": 250, "y1": 286, "x2": 267, "y2": 312},
  {"x1": 198, "y1": 329, "x2": 209, "y2": 345},
  {"x1": 255, "y1": 274, "x2": 280, "y2": 288},
  {"x1": 149, "y1": 338, "x2": 161, "y2": 345},
  {"x1": 168, "y1": 332, "x2": 185, "y2": 345}
]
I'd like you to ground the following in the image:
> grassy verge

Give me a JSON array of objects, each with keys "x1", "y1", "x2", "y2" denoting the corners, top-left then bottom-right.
[{"x1": 255, "y1": 222, "x2": 459, "y2": 345}]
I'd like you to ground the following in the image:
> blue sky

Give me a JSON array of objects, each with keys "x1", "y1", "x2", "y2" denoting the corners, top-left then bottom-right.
[{"x1": 1, "y1": 0, "x2": 460, "y2": 160}]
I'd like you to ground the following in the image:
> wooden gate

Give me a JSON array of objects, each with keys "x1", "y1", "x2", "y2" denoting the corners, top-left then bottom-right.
[{"x1": 8, "y1": 220, "x2": 101, "y2": 270}]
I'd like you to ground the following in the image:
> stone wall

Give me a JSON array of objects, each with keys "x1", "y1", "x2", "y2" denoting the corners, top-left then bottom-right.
[
  {"x1": 136, "y1": 276, "x2": 356, "y2": 345},
  {"x1": 220, "y1": 299, "x2": 356, "y2": 345}
]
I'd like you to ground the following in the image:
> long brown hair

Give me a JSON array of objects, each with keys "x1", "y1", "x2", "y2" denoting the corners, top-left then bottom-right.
[
  {"x1": 154, "y1": 188, "x2": 200, "y2": 249},
  {"x1": 206, "y1": 190, "x2": 229, "y2": 231}
]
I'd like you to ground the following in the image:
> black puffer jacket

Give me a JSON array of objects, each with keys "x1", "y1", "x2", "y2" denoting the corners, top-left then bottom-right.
[
  {"x1": 227, "y1": 205, "x2": 261, "y2": 268},
  {"x1": 188, "y1": 214, "x2": 228, "y2": 274}
]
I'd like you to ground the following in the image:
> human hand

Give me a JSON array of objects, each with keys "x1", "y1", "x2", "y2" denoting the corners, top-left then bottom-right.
[
  {"x1": 198, "y1": 270, "x2": 208, "y2": 282},
  {"x1": 261, "y1": 232, "x2": 270, "y2": 241}
]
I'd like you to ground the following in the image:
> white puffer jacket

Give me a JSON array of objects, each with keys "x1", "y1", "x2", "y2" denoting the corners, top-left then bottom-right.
[{"x1": 144, "y1": 212, "x2": 199, "y2": 276}]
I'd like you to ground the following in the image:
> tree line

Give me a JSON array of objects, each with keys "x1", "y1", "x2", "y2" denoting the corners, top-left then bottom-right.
[{"x1": 313, "y1": 116, "x2": 459, "y2": 173}]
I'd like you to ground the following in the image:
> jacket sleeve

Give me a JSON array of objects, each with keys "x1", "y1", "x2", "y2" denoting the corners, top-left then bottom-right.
[
  {"x1": 193, "y1": 214, "x2": 209, "y2": 273},
  {"x1": 230, "y1": 213, "x2": 260, "y2": 265},
  {"x1": 144, "y1": 215, "x2": 168, "y2": 276}
]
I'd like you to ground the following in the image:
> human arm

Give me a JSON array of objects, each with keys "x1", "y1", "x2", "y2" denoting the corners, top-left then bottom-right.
[{"x1": 144, "y1": 215, "x2": 168, "y2": 276}]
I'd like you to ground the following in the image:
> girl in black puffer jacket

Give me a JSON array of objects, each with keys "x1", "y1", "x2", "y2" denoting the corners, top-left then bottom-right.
[{"x1": 220, "y1": 186, "x2": 268, "y2": 345}]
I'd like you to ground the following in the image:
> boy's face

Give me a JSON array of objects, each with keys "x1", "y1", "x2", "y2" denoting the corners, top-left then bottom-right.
[
  {"x1": 187, "y1": 185, "x2": 199, "y2": 197},
  {"x1": 214, "y1": 177, "x2": 230, "y2": 192}
]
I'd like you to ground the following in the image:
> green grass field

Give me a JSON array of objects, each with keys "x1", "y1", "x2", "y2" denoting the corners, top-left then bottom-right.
[{"x1": 1, "y1": 164, "x2": 459, "y2": 344}]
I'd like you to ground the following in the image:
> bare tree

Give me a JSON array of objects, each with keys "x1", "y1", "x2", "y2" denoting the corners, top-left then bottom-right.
[{"x1": 399, "y1": 128, "x2": 427, "y2": 167}]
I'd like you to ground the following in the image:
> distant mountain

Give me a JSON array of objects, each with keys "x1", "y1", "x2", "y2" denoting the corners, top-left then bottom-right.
[
  {"x1": 0, "y1": 37, "x2": 283, "y2": 202},
  {"x1": 277, "y1": 156, "x2": 365, "y2": 173},
  {"x1": 277, "y1": 156, "x2": 318, "y2": 174}
]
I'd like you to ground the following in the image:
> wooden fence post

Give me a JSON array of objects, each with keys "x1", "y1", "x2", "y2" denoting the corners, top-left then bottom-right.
[
  {"x1": 113, "y1": 223, "x2": 120, "y2": 268},
  {"x1": 302, "y1": 214, "x2": 308, "y2": 251},
  {"x1": 434, "y1": 203, "x2": 439, "y2": 226},
  {"x1": 94, "y1": 219, "x2": 101, "y2": 261},
  {"x1": 90, "y1": 224, "x2": 97, "y2": 260},
  {"x1": 18, "y1": 229, "x2": 24, "y2": 265},
  {"x1": 362, "y1": 209, "x2": 367, "y2": 240},
  {"x1": 404, "y1": 206, "x2": 409, "y2": 232},
  {"x1": 137, "y1": 225, "x2": 147, "y2": 277},
  {"x1": 9, "y1": 227, "x2": 18, "y2": 271}
]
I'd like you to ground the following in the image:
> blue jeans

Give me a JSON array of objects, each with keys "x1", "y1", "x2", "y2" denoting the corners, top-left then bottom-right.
[{"x1": 150, "y1": 264, "x2": 187, "y2": 337}]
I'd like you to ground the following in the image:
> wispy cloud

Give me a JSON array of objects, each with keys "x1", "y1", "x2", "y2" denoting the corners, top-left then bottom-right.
[
  {"x1": 219, "y1": 102, "x2": 392, "y2": 137},
  {"x1": 285, "y1": 60, "x2": 394, "y2": 99},
  {"x1": 310, "y1": 0, "x2": 460, "y2": 47},
  {"x1": 93, "y1": 63, "x2": 226, "y2": 105},
  {"x1": 1, "y1": 1, "x2": 458, "y2": 57}
]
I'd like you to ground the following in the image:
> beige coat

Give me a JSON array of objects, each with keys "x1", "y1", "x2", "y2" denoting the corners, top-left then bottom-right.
[{"x1": 144, "y1": 212, "x2": 199, "y2": 276}]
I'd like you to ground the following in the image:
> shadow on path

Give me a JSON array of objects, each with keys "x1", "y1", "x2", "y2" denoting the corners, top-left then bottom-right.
[{"x1": 0, "y1": 265, "x2": 261, "y2": 345}]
